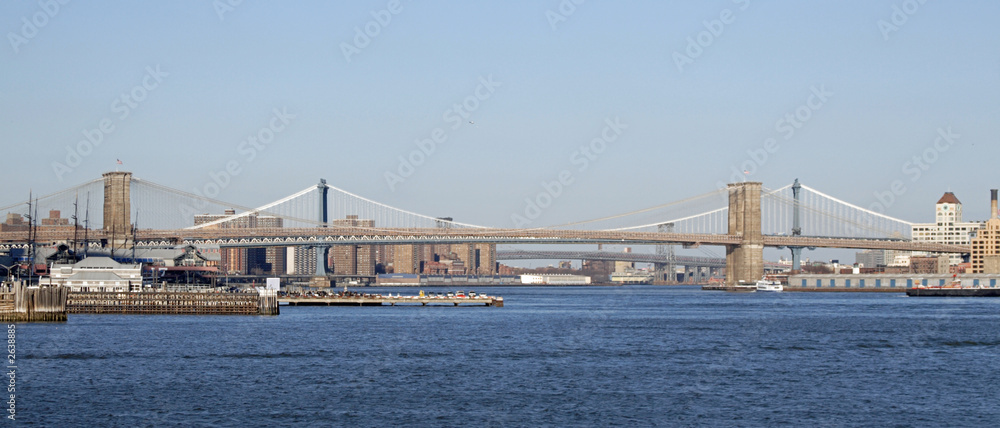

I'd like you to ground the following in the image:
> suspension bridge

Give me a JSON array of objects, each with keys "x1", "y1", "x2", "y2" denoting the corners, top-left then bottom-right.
[{"x1": 0, "y1": 172, "x2": 966, "y2": 285}]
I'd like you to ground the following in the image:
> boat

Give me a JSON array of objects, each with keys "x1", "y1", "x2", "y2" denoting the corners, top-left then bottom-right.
[
  {"x1": 755, "y1": 276, "x2": 783, "y2": 292},
  {"x1": 907, "y1": 275, "x2": 1000, "y2": 297}
]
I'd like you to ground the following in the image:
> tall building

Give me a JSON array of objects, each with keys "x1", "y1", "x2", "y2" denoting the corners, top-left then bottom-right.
[
  {"x1": 392, "y1": 245, "x2": 418, "y2": 274},
  {"x1": 911, "y1": 192, "x2": 982, "y2": 265},
  {"x1": 331, "y1": 245, "x2": 358, "y2": 275},
  {"x1": 193, "y1": 209, "x2": 283, "y2": 274},
  {"x1": 288, "y1": 246, "x2": 318, "y2": 275},
  {"x1": 374, "y1": 244, "x2": 392, "y2": 269},
  {"x1": 246, "y1": 248, "x2": 268, "y2": 275},
  {"x1": 971, "y1": 190, "x2": 1000, "y2": 274},
  {"x1": 473, "y1": 243, "x2": 497, "y2": 274},
  {"x1": 265, "y1": 247, "x2": 286, "y2": 275},
  {"x1": 451, "y1": 243, "x2": 473, "y2": 265},
  {"x1": 447, "y1": 243, "x2": 496, "y2": 274},
  {"x1": 328, "y1": 215, "x2": 376, "y2": 275},
  {"x1": 855, "y1": 249, "x2": 886, "y2": 268},
  {"x1": 356, "y1": 245, "x2": 375, "y2": 275},
  {"x1": 194, "y1": 209, "x2": 283, "y2": 229}
]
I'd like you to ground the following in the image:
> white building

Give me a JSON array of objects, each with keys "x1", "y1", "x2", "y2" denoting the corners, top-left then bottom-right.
[
  {"x1": 911, "y1": 192, "x2": 981, "y2": 265},
  {"x1": 43, "y1": 257, "x2": 143, "y2": 292},
  {"x1": 520, "y1": 274, "x2": 592, "y2": 285}
]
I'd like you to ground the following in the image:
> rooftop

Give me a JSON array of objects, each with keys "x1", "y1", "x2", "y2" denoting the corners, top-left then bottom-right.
[{"x1": 937, "y1": 192, "x2": 961, "y2": 205}]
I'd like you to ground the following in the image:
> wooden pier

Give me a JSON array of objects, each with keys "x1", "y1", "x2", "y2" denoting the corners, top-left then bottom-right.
[
  {"x1": 281, "y1": 295, "x2": 503, "y2": 307},
  {"x1": 0, "y1": 283, "x2": 68, "y2": 322},
  {"x1": 68, "y1": 289, "x2": 279, "y2": 315}
]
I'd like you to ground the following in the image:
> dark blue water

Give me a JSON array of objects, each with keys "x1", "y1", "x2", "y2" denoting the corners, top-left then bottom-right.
[{"x1": 16, "y1": 286, "x2": 1000, "y2": 426}]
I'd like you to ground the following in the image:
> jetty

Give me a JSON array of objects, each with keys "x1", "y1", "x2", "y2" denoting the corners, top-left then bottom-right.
[{"x1": 0, "y1": 282, "x2": 68, "y2": 322}]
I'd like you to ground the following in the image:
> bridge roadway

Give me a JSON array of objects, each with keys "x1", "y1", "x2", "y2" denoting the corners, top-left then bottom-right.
[
  {"x1": 495, "y1": 250, "x2": 787, "y2": 269},
  {"x1": 0, "y1": 227, "x2": 968, "y2": 254}
]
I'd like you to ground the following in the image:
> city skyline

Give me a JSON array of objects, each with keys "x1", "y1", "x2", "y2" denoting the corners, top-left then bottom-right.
[{"x1": 2, "y1": 1, "x2": 998, "y2": 232}]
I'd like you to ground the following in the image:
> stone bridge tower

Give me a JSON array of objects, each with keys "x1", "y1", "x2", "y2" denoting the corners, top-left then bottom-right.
[
  {"x1": 725, "y1": 182, "x2": 763, "y2": 286},
  {"x1": 102, "y1": 171, "x2": 132, "y2": 239}
]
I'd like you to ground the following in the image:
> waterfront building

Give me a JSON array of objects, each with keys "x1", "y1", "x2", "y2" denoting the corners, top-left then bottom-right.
[
  {"x1": 909, "y1": 255, "x2": 950, "y2": 274},
  {"x1": 911, "y1": 192, "x2": 982, "y2": 265},
  {"x1": 970, "y1": 190, "x2": 1000, "y2": 273},
  {"x1": 43, "y1": 256, "x2": 142, "y2": 292},
  {"x1": 520, "y1": 274, "x2": 591, "y2": 285}
]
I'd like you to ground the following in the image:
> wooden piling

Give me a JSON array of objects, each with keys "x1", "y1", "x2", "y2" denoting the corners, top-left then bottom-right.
[{"x1": 0, "y1": 282, "x2": 68, "y2": 322}]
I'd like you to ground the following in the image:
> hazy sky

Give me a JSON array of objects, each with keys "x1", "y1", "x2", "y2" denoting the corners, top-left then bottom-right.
[{"x1": 3, "y1": 0, "x2": 999, "y2": 257}]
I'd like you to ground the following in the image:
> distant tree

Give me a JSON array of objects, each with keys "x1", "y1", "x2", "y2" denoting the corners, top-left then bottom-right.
[{"x1": 801, "y1": 264, "x2": 833, "y2": 274}]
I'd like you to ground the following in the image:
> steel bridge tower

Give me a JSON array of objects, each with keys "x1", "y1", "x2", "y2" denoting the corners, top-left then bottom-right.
[
  {"x1": 655, "y1": 222, "x2": 675, "y2": 283},
  {"x1": 789, "y1": 178, "x2": 804, "y2": 272},
  {"x1": 312, "y1": 179, "x2": 330, "y2": 283}
]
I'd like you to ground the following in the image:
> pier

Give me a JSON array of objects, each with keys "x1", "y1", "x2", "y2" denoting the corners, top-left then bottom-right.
[
  {"x1": 281, "y1": 294, "x2": 503, "y2": 307},
  {"x1": 68, "y1": 289, "x2": 279, "y2": 315}
]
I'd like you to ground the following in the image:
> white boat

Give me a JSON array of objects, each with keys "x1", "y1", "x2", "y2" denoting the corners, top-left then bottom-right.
[{"x1": 755, "y1": 277, "x2": 783, "y2": 292}]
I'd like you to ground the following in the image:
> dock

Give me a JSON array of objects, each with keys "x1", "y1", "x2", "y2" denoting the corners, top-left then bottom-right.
[{"x1": 281, "y1": 295, "x2": 503, "y2": 307}]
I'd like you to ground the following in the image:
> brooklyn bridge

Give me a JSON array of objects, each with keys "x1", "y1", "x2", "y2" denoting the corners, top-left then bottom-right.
[{"x1": 0, "y1": 172, "x2": 965, "y2": 285}]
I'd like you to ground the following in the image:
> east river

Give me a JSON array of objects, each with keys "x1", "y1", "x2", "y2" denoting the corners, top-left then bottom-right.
[{"x1": 17, "y1": 286, "x2": 1000, "y2": 426}]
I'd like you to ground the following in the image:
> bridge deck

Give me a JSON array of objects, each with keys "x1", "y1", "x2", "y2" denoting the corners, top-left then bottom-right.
[{"x1": 0, "y1": 227, "x2": 967, "y2": 254}]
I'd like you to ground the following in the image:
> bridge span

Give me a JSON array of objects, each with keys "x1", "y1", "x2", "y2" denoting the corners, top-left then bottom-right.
[
  {"x1": 494, "y1": 250, "x2": 789, "y2": 270},
  {"x1": 0, "y1": 227, "x2": 965, "y2": 254},
  {"x1": 0, "y1": 173, "x2": 971, "y2": 286}
]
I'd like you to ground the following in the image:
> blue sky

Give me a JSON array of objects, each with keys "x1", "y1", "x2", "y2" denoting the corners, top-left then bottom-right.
[{"x1": 2, "y1": 0, "x2": 999, "y2": 260}]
